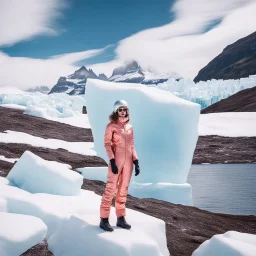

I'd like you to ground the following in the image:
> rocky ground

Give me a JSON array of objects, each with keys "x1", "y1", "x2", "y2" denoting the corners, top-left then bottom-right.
[{"x1": 1, "y1": 106, "x2": 256, "y2": 256}]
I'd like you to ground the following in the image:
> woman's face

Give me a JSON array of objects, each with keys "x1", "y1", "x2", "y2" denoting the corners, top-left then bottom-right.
[{"x1": 117, "y1": 106, "x2": 128, "y2": 117}]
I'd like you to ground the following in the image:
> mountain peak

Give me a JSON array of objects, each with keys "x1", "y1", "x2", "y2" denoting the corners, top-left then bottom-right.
[
  {"x1": 109, "y1": 60, "x2": 181, "y2": 84},
  {"x1": 111, "y1": 60, "x2": 143, "y2": 77},
  {"x1": 69, "y1": 66, "x2": 98, "y2": 80}
]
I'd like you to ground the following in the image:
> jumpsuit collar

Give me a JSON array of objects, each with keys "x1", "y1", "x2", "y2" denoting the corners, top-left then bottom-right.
[{"x1": 117, "y1": 116, "x2": 129, "y2": 124}]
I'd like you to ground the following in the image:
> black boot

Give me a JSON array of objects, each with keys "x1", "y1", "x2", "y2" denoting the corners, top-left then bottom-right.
[
  {"x1": 100, "y1": 218, "x2": 114, "y2": 232},
  {"x1": 117, "y1": 216, "x2": 131, "y2": 230}
]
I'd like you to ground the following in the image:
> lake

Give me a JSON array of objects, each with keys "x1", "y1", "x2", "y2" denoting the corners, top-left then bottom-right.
[{"x1": 188, "y1": 164, "x2": 256, "y2": 215}]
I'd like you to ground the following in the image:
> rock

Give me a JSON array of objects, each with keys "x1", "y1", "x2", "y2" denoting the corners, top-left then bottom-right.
[{"x1": 194, "y1": 31, "x2": 256, "y2": 82}]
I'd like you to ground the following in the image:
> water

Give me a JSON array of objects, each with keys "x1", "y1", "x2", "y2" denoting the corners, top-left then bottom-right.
[{"x1": 188, "y1": 164, "x2": 256, "y2": 216}]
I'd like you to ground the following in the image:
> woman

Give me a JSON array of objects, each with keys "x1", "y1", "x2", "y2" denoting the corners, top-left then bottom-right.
[{"x1": 99, "y1": 100, "x2": 140, "y2": 232}]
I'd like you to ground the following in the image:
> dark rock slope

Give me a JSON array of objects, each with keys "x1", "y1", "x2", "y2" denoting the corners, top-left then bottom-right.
[
  {"x1": 194, "y1": 31, "x2": 256, "y2": 82},
  {"x1": 201, "y1": 85, "x2": 256, "y2": 113}
]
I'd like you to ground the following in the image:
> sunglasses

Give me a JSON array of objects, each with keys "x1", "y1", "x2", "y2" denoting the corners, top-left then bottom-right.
[{"x1": 118, "y1": 108, "x2": 128, "y2": 112}]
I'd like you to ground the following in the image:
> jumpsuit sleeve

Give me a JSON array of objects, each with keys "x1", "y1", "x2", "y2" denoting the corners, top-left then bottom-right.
[
  {"x1": 131, "y1": 127, "x2": 138, "y2": 161},
  {"x1": 104, "y1": 123, "x2": 115, "y2": 160}
]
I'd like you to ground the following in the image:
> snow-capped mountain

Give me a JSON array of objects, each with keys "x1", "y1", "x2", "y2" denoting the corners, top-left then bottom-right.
[
  {"x1": 26, "y1": 86, "x2": 50, "y2": 94},
  {"x1": 49, "y1": 62, "x2": 182, "y2": 95},
  {"x1": 49, "y1": 66, "x2": 108, "y2": 95},
  {"x1": 109, "y1": 60, "x2": 182, "y2": 85}
]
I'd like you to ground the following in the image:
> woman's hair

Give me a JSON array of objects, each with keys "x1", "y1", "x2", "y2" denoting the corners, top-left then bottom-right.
[{"x1": 109, "y1": 108, "x2": 130, "y2": 123}]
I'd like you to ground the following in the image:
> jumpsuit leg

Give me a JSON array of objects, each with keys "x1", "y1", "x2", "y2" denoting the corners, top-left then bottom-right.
[
  {"x1": 100, "y1": 163, "x2": 121, "y2": 218},
  {"x1": 115, "y1": 161, "x2": 133, "y2": 217}
]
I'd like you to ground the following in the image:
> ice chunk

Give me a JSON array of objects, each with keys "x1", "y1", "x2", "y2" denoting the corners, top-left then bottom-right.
[
  {"x1": 192, "y1": 231, "x2": 256, "y2": 256},
  {"x1": 48, "y1": 213, "x2": 169, "y2": 256},
  {"x1": 7, "y1": 151, "x2": 83, "y2": 195},
  {"x1": 0, "y1": 185, "x2": 64, "y2": 238},
  {"x1": 85, "y1": 79, "x2": 200, "y2": 204},
  {"x1": 0, "y1": 212, "x2": 47, "y2": 256}
]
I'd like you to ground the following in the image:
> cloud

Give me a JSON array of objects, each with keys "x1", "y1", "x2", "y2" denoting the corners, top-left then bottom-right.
[
  {"x1": 0, "y1": 0, "x2": 109, "y2": 89},
  {"x1": 0, "y1": 0, "x2": 67, "y2": 47},
  {"x1": 114, "y1": 0, "x2": 256, "y2": 79},
  {"x1": 0, "y1": 47, "x2": 108, "y2": 89},
  {"x1": 89, "y1": 59, "x2": 122, "y2": 77}
]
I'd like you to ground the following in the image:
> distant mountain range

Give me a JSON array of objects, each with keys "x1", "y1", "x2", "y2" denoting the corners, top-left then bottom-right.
[
  {"x1": 48, "y1": 61, "x2": 182, "y2": 95},
  {"x1": 109, "y1": 60, "x2": 182, "y2": 85},
  {"x1": 201, "y1": 85, "x2": 256, "y2": 113},
  {"x1": 26, "y1": 86, "x2": 50, "y2": 94},
  {"x1": 194, "y1": 31, "x2": 256, "y2": 82}
]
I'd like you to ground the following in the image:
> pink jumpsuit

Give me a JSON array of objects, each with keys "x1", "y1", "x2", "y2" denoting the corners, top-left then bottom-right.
[{"x1": 100, "y1": 116, "x2": 138, "y2": 218}]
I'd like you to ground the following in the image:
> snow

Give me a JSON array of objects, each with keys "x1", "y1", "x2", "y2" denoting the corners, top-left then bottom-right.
[
  {"x1": 143, "y1": 70, "x2": 181, "y2": 82},
  {"x1": 0, "y1": 212, "x2": 47, "y2": 256},
  {"x1": 192, "y1": 231, "x2": 256, "y2": 256},
  {"x1": 157, "y1": 75, "x2": 256, "y2": 109},
  {"x1": 0, "y1": 103, "x2": 27, "y2": 110},
  {"x1": 0, "y1": 155, "x2": 18, "y2": 163},
  {"x1": 0, "y1": 130, "x2": 96, "y2": 155},
  {"x1": 109, "y1": 71, "x2": 144, "y2": 82},
  {"x1": 0, "y1": 152, "x2": 169, "y2": 255},
  {"x1": 199, "y1": 112, "x2": 256, "y2": 137},
  {"x1": 85, "y1": 79, "x2": 200, "y2": 205},
  {"x1": 6, "y1": 151, "x2": 83, "y2": 195},
  {"x1": 48, "y1": 113, "x2": 91, "y2": 128}
]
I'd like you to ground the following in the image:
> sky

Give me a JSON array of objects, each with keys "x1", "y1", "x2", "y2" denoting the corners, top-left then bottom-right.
[{"x1": 0, "y1": 0, "x2": 256, "y2": 89}]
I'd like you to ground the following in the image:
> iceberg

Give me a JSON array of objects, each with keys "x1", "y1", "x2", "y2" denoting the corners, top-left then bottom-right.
[{"x1": 85, "y1": 79, "x2": 200, "y2": 205}]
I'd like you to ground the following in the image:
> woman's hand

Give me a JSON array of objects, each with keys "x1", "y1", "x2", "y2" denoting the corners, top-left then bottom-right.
[
  {"x1": 133, "y1": 160, "x2": 140, "y2": 176},
  {"x1": 110, "y1": 159, "x2": 118, "y2": 174}
]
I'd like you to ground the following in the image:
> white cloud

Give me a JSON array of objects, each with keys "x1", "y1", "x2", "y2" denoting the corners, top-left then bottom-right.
[
  {"x1": 0, "y1": 48, "x2": 108, "y2": 89},
  {"x1": 89, "y1": 59, "x2": 122, "y2": 77},
  {"x1": 0, "y1": 0, "x2": 110, "y2": 89},
  {"x1": 0, "y1": 0, "x2": 67, "y2": 47},
  {"x1": 114, "y1": 0, "x2": 256, "y2": 79}
]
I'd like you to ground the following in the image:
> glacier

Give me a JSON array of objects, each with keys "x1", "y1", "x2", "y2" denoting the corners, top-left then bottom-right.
[
  {"x1": 85, "y1": 79, "x2": 200, "y2": 205},
  {"x1": 157, "y1": 74, "x2": 256, "y2": 109}
]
